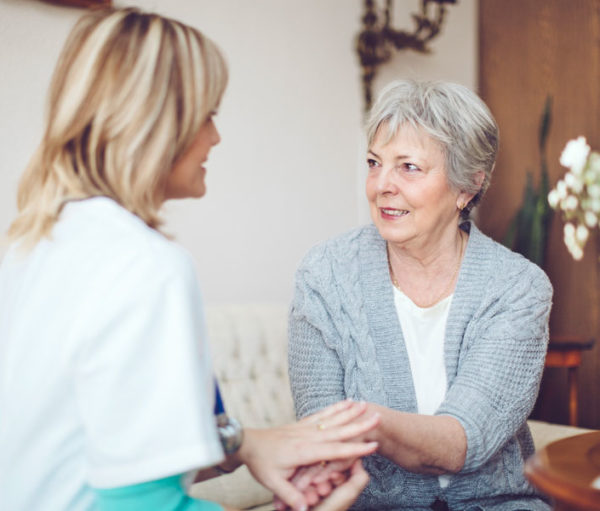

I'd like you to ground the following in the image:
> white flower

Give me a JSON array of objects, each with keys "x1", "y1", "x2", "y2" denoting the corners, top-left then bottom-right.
[
  {"x1": 554, "y1": 137, "x2": 600, "y2": 261},
  {"x1": 584, "y1": 167, "x2": 599, "y2": 185},
  {"x1": 556, "y1": 180, "x2": 568, "y2": 199},
  {"x1": 588, "y1": 152, "x2": 600, "y2": 174},
  {"x1": 564, "y1": 234, "x2": 574, "y2": 249},
  {"x1": 563, "y1": 195, "x2": 579, "y2": 210},
  {"x1": 571, "y1": 245, "x2": 584, "y2": 260},
  {"x1": 560, "y1": 136, "x2": 590, "y2": 174},
  {"x1": 576, "y1": 224, "x2": 589, "y2": 243},
  {"x1": 564, "y1": 172, "x2": 584, "y2": 193},
  {"x1": 548, "y1": 189, "x2": 560, "y2": 208},
  {"x1": 563, "y1": 230, "x2": 583, "y2": 261},
  {"x1": 589, "y1": 184, "x2": 600, "y2": 199},
  {"x1": 585, "y1": 211, "x2": 598, "y2": 227},
  {"x1": 564, "y1": 222, "x2": 576, "y2": 238},
  {"x1": 565, "y1": 171, "x2": 575, "y2": 188}
]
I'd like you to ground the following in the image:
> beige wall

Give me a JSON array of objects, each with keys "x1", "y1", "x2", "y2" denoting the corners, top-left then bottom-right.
[{"x1": 0, "y1": 0, "x2": 476, "y2": 304}]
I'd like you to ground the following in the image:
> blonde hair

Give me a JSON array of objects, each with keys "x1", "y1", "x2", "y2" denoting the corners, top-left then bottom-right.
[{"x1": 8, "y1": 7, "x2": 228, "y2": 247}]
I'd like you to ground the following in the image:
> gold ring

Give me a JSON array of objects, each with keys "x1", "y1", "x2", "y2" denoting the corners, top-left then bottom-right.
[{"x1": 317, "y1": 422, "x2": 326, "y2": 430}]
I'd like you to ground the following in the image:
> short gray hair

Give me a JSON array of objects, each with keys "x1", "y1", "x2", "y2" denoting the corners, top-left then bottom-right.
[{"x1": 366, "y1": 80, "x2": 498, "y2": 218}]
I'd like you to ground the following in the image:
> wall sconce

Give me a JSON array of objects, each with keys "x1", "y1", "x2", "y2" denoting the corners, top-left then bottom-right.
[
  {"x1": 39, "y1": 0, "x2": 112, "y2": 8},
  {"x1": 356, "y1": 0, "x2": 457, "y2": 111}
]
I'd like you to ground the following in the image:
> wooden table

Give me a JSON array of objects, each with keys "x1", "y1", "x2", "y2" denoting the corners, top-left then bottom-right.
[
  {"x1": 545, "y1": 337, "x2": 595, "y2": 426},
  {"x1": 525, "y1": 431, "x2": 600, "y2": 510}
]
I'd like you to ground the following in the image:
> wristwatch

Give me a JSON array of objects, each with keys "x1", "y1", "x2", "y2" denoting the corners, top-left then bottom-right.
[{"x1": 216, "y1": 413, "x2": 244, "y2": 455}]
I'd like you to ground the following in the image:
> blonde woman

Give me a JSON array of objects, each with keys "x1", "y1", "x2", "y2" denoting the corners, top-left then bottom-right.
[{"x1": 0, "y1": 8, "x2": 378, "y2": 511}]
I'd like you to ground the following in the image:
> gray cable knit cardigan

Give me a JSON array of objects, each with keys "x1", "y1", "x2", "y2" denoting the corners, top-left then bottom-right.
[{"x1": 288, "y1": 222, "x2": 553, "y2": 511}]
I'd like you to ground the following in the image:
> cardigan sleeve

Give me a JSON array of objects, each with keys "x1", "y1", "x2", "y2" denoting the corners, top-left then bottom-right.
[
  {"x1": 288, "y1": 263, "x2": 346, "y2": 420},
  {"x1": 436, "y1": 262, "x2": 553, "y2": 473}
]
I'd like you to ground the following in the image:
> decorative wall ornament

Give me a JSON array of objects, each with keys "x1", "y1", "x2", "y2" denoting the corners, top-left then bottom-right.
[
  {"x1": 356, "y1": 0, "x2": 457, "y2": 111},
  {"x1": 39, "y1": 0, "x2": 112, "y2": 8}
]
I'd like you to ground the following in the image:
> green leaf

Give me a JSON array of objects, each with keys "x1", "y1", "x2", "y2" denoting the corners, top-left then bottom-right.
[
  {"x1": 502, "y1": 214, "x2": 518, "y2": 249},
  {"x1": 503, "y1": 95, "x2": 554, "y2": 267},
  {"x1": 539, "y1": 96, "x2": 552, "y2": 152}
]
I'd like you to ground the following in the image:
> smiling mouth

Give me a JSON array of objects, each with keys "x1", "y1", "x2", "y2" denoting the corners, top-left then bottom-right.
[{"x1": 381, "y1": 208, "x2": 409, "y2": 217}]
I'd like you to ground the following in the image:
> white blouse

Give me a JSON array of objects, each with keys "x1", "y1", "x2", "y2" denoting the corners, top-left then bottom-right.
[{"x1": 392, "y1": 286, "x2": 452, "y2": 488}]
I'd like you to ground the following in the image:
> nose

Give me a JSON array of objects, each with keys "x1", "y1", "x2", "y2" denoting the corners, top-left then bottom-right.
[
  {"x1": 210, "y1": 121, "x2": 221, "y2": 147},
  {"x1": 375, "y1": 166, "x2": 397, "y2": 195}
]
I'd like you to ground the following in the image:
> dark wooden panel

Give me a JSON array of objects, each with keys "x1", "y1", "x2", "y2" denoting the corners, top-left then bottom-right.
[{"x1": 479, "y1": 0, "x2": 600, "y2": 428}]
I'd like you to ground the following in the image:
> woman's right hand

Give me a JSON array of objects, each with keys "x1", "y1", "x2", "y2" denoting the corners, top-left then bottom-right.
[{"x1": 237, "y1": 400, "x2": 379, "y2": 511}]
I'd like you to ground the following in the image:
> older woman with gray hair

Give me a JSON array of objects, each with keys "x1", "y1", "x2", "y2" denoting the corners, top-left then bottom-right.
[{"x1": 288, "y1": 80, "x2": 553, "y2": 510}]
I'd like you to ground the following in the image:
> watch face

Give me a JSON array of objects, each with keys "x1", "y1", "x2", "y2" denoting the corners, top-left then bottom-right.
[{"x1": 217, "y1": 414, "x2": 243, "y2": 454}]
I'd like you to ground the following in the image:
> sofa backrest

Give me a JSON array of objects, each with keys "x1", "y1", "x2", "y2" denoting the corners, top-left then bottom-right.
[
  {"x1": 206, "y1": 303, "x2": 296, "y2": 427},
  {"x1": 190, "y1": 303, "x2": 293, "y2": 509}
]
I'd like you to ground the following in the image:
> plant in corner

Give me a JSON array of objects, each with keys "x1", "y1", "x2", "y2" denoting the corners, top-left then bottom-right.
[{"x1": 503, "y1": 96, "x2": 554, "y2": 267}]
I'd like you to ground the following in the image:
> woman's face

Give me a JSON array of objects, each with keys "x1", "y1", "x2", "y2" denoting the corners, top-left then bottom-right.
[
  {"x1": 164, "y1": 115, "x2": 221, "y2": 200},
  {"x1": 366, "y1": 123, "x2": 470, "y2": 250}
]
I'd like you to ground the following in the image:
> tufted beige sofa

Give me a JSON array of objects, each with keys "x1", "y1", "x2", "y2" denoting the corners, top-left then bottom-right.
[
  {"x1": 189, "y1": 304, "x2": 594, "y2": 511},
  {"x1": 189, "y1": 304, "x2": 295, "y2": 511}
]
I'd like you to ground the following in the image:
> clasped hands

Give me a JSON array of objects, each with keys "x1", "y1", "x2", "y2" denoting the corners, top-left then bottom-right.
[{"x1": 240, "y1": 400, "x2": 380, "y2": 511}]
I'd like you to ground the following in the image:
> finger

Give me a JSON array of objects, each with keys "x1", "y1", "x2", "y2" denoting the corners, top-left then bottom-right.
[
  {"x1": 348, "y1": 460, "x2": 369, "y2": 488},
  {"x1": 267, "y1": 476, "x2": 309, "y2": 511},
  {"x1": 312, "y1": 458, "x2": 356, "y2": 484},
  {"x1": 291, "y1": 464, "x2": 323, "y2": 491},
  {"x1": 315, "y1": 479, "x2": 333, "y2": 497},
  {"x1": 319, "y1": 412, "x2": 380, "y2": 443},
  {"x1": 314, "y1": 401, "x2": 368, "y2": 430},
  {"x1": 329, "y1": 471, "x2": 346, "y2": 486},
  {"x1": 294, "y1": 460, "x2": 351, "y2": 492},
  {"x1": 312, "y1": 460, "x2": 370, "y2": 511},
  {"x1": 305, "y1": 486, "x2": 320, "y2": 506},
  {"x1": 294, "y1": 440, "x2": 378, "y2": 467},
  {"x1": 302, "y1": 400, "x2": 353, "y2": 425}
]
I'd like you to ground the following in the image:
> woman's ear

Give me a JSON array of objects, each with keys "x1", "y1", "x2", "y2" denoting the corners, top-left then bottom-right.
[
  {"x1": 473, "y1": 170, "x2": 485, "y2": 188},
  {"x1": 456, "y1": 171, "x2": 485, "y2": 210}
]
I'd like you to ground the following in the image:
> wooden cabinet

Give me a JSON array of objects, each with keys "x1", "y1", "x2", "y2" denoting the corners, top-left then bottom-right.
[{"x1": 478, "y1": 0, "x2": 600, "y2": 428}]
